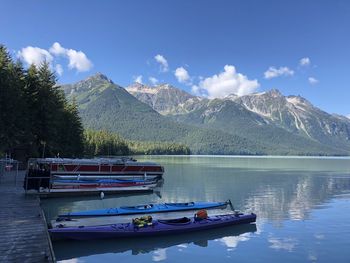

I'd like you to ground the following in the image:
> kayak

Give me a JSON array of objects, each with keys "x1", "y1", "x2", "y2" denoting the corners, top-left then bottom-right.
[
  {"x1": 52, "y1": 208, "x2": 238, "y2": 228},
  {"x1": 58, "y1": 201, "x2": 230, "y2": 218},
  {"x1": 49, "y1": 213, "x2": 257, "y2": 240}
]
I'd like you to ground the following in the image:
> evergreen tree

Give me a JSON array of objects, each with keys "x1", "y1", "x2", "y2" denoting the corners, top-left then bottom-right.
[
  {"x1": 0, "y1": 46, "x2": 29, "y2": 154},
  {"x1": 84, "y1": 130, "x2": 130, "y2": 156},
  {"x1": 0, "y1": 44, "x2": 86, "y2": 158},
  {"x1": 23, "y1": 64, "x2": 42, "y2": 155},
  {"x1": 35, "y1": 61, "x2": 62, "y2": 156},
  {"x1": 59, "y1": 98, "x2": 85, "y2": 157}
]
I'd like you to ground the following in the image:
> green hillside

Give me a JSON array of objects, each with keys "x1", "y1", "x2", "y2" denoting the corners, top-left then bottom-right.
[
  {"x1": 172, "y1": 99, "x2": 348, "y2": 155},
  {"x1": 62, "y1": 73, "x2": 350, "y2": 156},
  {"x1": 62, "y1": 74, "x2": 265, "y2": 155}
]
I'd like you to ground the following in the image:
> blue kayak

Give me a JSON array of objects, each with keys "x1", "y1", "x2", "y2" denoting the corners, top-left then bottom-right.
[{"x1": 58, "y1": 201, "x2": 230, "y2": 218}]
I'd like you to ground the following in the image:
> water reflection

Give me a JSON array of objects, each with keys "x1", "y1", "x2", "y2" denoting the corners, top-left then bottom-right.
[
  {"x1": 268, "y1": 236, "x2": 298, "y2": 252},
  {"x1": 43, "y1": 156, "x2": 350, "y2": 262},
  {"x1": 54, "y1": 224, "x2": 257, "y2": 261}
]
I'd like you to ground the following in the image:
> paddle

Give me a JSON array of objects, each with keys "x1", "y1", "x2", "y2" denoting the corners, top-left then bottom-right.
[{"x1": 227, "y1": 199, "x2": 235, "y2": 211}]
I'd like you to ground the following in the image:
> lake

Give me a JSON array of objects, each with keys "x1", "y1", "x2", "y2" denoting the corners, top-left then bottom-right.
[{"x1": 41, "y1": 156, "x2": 350, "y2": 263}]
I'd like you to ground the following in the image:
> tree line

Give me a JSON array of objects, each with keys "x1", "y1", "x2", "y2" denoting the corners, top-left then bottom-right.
[
  {"x1": 84, "y1": 130, "x2": 190, "y2": 156},
  {"x1": 0, "y1": 44, "x2": 190, "y2": 159},
  {"x1": 0, "y1": 45, "x2": 84, "y2": 158}
]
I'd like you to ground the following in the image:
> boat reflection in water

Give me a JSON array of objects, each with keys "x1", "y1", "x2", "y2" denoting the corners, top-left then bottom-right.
[{"x1": 54, "y1": 223, "x2": 257, "y2": 260}]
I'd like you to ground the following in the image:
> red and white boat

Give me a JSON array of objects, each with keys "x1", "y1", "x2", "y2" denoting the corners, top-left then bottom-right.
[{"x1": 28, "y1": 157, "x2": 164, "y2": 180}]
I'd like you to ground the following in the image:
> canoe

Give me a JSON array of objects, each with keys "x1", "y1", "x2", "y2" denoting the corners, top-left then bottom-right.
[
  {"x1": 49, "y1": 213, "x2": 257, "y2": 240},
  {"x1": 58, "y1": 201, "x2": 230, "y2": 218}
]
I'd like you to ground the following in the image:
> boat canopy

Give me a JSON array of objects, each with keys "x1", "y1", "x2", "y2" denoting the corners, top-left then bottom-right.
[{"x1": 28, "y1": 157, "x2": 158, "y2": 166}]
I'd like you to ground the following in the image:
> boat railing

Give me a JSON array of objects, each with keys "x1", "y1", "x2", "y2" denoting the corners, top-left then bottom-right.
[
  {"x1": 24, "y1": 175, "x2": 53, "y2": 193},
  {"x1": 29, "y1": 157, "x2": 159, "y2": 166},
  {"x1": 24, "y1": 160, "x2": 53, "y2": 193},
  {"x1": 33, "y1": 157, "x2": 136, "y2": 165}
]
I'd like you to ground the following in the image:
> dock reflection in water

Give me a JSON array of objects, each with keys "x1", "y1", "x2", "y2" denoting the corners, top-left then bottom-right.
[{"x1": 54, "y1": 223, "x2": 257, "y2": 261}]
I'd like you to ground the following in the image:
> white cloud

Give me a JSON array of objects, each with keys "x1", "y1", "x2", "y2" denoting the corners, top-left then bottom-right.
[
  {"x1": 50, "y1": 42, "x2": 93, "y2": 72},
  {"x1": 175, "y1": 67, "x2": 190, "y2": 83},
  {"x1": 149, "y1": 76, "x2": 159, "y2": 85},
  {"x1": 308, "y1": 77, "x2": 319, "y2": 85},
  {"x1": 264, "y1": 66, "x2": 294, "y2": 79},
  {"x1": 134, "y1": 75, "x2": 143, "y2": 84},
  {"x1": 346, "y1": 114, "x2": 350, "y2": 119},
  {"x1": 18, "y1": 46, "x2": 53, "y2": 67},
  {"x1": 66, "y1": 49, "x2": 93, "y2": 72},
  {"x1": 300, "y1": 57, "x2": 311, "y2": 66},
  {"x1": 194, "y1": 65, "x2": 259, "y2": 98},
  {"x1": 49, "y1": 42, "x2": 93, "y2": 72},
  {"x1": 154, "y1": 54, "x2": 168, "y2": 72},
  {"x1": 49, "y1": 42, "x2": 66, "y2": 56},
  {"x1": 55, "y1": 64, "x2": 63, "y2": 76},
  {"x1": 18, "y1": 42, "x2": 93, "y2": 75}
]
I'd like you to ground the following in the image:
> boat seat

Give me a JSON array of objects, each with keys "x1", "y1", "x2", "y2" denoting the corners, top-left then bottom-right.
[{"x1": 158, "y1": 217, "x2": 191, "y2": 225}]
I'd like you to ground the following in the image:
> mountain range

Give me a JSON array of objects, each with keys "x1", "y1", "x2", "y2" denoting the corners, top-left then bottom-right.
[{"x1": 61, "y1": 73, "x2": 350, "y2": 155}]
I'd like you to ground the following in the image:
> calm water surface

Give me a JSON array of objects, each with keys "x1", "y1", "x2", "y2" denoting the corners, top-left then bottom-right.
[{"x1": 41, "y1": 156, "x2": 350, "y2": 263}]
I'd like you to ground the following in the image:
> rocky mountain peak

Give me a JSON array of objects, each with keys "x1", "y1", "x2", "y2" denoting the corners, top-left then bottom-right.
[
  {"x1": 224, "y1": 93, "x2": 239, "y2": 101},
  {"x1": 126, "y1": 83, "x2": 158, "y2": 94},
  {"x1": 88, "y1": 72, "x2": 114, "y2": 84},
  {"x1": 126, "y1": 82, "x2": 200, "y2": 115},
  {"x1": 157, "y1": 83, "x2": 173, "y2": 90},
  {"x1": 61, "y1": 73, "x2": 120, "y2": 98},
  {"x1": 286, "y1": 95, "x2": 312, "y2": 107},
  {"x1": 266, "y1": 88, "x2": 283, "y2": 97},
  {"x1": 128, "y1": 82, "x2": 147, "y2": 89}
]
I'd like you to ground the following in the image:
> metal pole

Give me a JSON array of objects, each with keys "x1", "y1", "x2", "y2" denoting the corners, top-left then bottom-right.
[
  {"x1": 48, "y1": 166, "x2": 52, "y2": 193},
  {"x1": 15, "y1": 161, "x2": 18, "y2": 186},
  {"x1": 25, "y1": 163, "x2": 28, "y2": 194},
  {"x1": 42, "y1": 142, "x2": 46, "y2": 158}
]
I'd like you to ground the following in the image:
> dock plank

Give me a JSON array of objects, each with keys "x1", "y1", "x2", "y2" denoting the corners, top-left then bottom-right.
[{"x1": 0, "y1": 171, "x2": 54, "y2": 262}]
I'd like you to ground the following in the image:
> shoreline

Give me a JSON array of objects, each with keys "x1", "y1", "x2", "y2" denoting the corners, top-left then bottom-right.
[{"x1": 135, "y1": 154, "x2": 350, "y2": 159}]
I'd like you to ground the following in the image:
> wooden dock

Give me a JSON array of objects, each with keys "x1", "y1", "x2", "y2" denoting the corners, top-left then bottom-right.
[{"x1": 0, "y1": 171, "x2": 55, "y2": 262}]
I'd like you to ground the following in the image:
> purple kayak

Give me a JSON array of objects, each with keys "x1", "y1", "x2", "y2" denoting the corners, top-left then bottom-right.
[{"x1": 49, "y1": 213, "x2": 257, "y2": 240}]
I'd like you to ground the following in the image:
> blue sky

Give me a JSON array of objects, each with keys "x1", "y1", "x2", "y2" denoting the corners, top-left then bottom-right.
[{"x1": 1, "y1": 0, "x2": 349, "y2": 116}]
